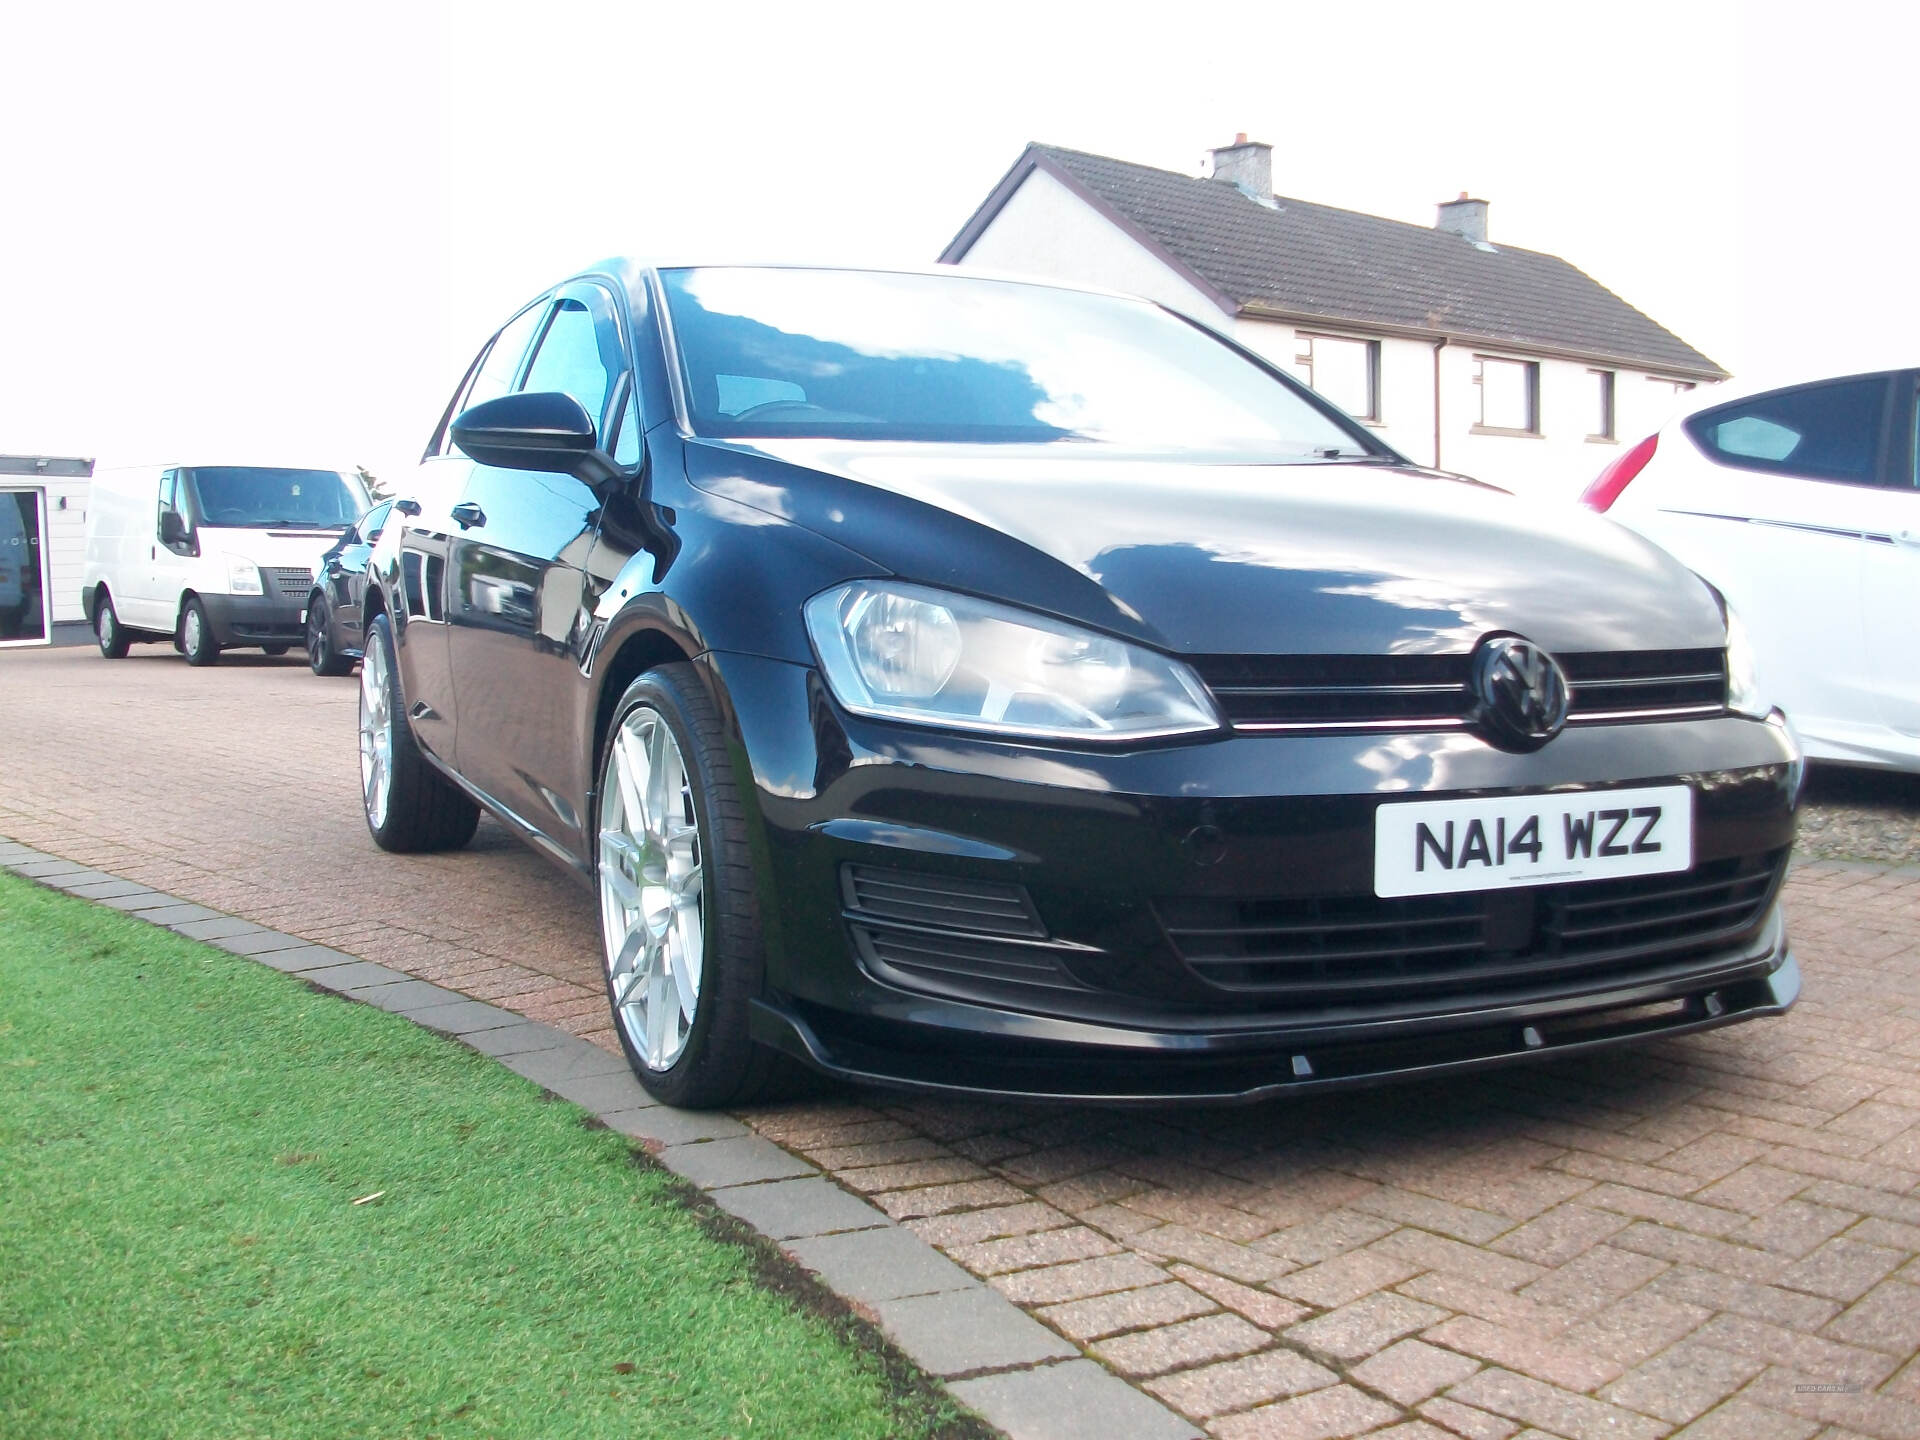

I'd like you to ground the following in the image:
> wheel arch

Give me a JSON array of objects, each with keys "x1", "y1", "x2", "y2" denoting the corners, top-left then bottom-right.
[{"x1": 590, "y1": 624, "x2": 699, "y2": 793}]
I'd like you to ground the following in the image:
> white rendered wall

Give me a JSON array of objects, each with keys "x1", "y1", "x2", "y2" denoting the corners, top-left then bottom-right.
[
  {"x1": 29, "y1": 479, "x2": 90, "y2": 622},
  {"x1": 951, "y1": 168, "x2": 1227, "y2": 322}
]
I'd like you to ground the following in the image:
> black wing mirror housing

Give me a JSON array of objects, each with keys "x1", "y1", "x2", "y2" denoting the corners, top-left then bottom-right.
[
  {"x1": 160, "y1": 511, "x2": 191, "y2": 549},
  {"x1": 451, "y1": 392, "x2": 618, "y2": 485},
  {"x1": 450, "y1": 389, "x2": 678, "y2": 575}
]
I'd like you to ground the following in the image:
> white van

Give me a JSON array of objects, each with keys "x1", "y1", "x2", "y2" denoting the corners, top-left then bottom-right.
[{"x1": 83, "y1": 464, "x2": 370, "y2": 664}]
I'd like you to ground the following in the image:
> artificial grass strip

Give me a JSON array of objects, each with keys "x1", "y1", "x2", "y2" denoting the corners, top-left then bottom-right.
[{"x1": 0, "y1": 872, "x2": 967, "y2": 1440}]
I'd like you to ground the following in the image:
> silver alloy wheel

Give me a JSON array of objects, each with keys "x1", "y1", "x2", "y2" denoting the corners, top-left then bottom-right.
[
  {"x1": 598, "y1": 706, "x2": 704, "y2": 1072},
  {"x1": 98, "y1": 606, "x2": 115, "y2": 647},
  {"x1": 183, "y1": 605, "x2": 204, "y2": 654},
  {"x1": 359, "y1": 636, "x2": 392, "y2": 829}
]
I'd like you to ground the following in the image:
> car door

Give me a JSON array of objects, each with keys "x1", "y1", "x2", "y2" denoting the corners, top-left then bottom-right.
[
  {"x1": 445, "y1": 282, "x2": 626, "y2": 849},
  {"x1": 1857, "y1": 372, "x2": 1920, "y2": 736},
  {"x1": 1661, "y1": 373, "x2": 1899, "y2": 748},
  {"x1": 333, "y1": 500, "x2": 392, "y2": 650},
  {"x1": 398, "y1": 300, "x2": 552, "y2": 764},
  {"x1": 113, "y1": 468, "x2": 171, "y2": 630},
  {"x1": 149, "y1": 469, "x2": 196, "y2": 631}
]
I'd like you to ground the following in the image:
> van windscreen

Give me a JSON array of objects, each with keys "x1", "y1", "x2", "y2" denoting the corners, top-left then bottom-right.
[{"x1": 183, "y1": 468, "x2": 363, "y2": 529}]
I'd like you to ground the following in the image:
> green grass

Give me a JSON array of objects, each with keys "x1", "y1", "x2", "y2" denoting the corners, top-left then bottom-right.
[{"x1": 0, "y1": 871, "x2": 970, "y2": 1440}]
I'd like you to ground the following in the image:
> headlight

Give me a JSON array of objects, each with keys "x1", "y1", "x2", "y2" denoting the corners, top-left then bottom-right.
[
  {"x1": 804, "y1": 581, "x2": 1222, "y2": 742},
  {"x1": 226, "y1": 557, "x2": 263, "y2": 595},
  {"x1": 1723, "y1": 603, "x2": 1766, "y2": 718}
]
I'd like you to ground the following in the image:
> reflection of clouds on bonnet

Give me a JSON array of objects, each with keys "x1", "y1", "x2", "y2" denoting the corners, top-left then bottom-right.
[
  {"x1": 1090, "y1": 540, "x2": 1473, "y2": 653},
  {"x1": 1354, "y1": 733, "x2": 1484, "y2": 792}
]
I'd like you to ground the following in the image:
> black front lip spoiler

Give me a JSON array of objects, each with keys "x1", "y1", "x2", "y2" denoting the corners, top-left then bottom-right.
[{"x1": 748, "y1": 951, "x2": 1800, "y2": 1106}]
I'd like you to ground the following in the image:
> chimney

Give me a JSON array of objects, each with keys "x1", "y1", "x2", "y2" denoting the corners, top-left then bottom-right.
[
  {"x1": 1209, "y1": 133, "x2": 1273, "y2": 200},
  {"x1": 1436, "y1": 192, "x2": 1489, "y2": 243}
]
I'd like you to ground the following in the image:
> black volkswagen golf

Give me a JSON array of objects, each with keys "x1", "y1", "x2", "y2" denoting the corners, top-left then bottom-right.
[{"x1": 358, "y1": 262, "x2": 1801, "y2": 1109}]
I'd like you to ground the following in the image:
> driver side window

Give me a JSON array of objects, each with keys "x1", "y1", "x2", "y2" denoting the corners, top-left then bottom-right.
[
  {"x1": 519, "y1": 297, "x2": 619, "y2": 433},
  {"x1": 430, "y1": 301, "x2": 553, "y2": 457}
]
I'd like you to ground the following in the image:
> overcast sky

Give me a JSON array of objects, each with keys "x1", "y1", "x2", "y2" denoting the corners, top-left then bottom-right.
[{"x1": 3, "y1": 0, "x2": 1913, "y2": 484}]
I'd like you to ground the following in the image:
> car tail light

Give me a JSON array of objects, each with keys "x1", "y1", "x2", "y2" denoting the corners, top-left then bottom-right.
[{"x1": 1581, "y1": 433, "x2": 1658, "y2": 512}]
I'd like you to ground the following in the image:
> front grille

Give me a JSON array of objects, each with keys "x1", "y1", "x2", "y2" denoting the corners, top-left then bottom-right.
[
  {"x1": 1189, "y1": 649, "x2": 1727, "y2": 732},
  {"x1": 264, "y1": 566, "x2": 314, "y2": 600},
  {"x1": 1156, "y1": 849, "x2": 1786, "y2": 1003}
]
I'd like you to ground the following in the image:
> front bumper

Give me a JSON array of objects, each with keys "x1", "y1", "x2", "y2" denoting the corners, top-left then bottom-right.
[
  {"x1": 198, "y1": 593, "x2": 306, "y2": 647},
  {"x1": 751, "y1": 943, "x2": 1799, "y2": 1103},
  {"x1": 705, "y1": 651, "x2": 1802, "y2": 1102}
]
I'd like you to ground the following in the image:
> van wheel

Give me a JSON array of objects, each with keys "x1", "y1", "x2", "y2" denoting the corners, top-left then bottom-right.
[
  {"x1": 359, "y1": 612, "x2": 479, "y2": 852},
  {"x1": 307, "y1": 598, "x2": 353, "y2": 676},
  {"x1": 596, "y1": 664, "x2": 799, "y2": 1108},
  {"x1": 95, "y1": 593, "x2": 130, "y2": 659},
  {"x1": 180, "y1": 598, "x2": 219, "y2": 666}
]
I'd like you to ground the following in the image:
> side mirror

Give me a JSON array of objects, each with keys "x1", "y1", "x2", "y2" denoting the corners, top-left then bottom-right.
[
  {"x1": 451, "y1": 392, "x2": 616, "y2": 484},
  {"x1": 160, "y1": 511, "x2": 188, "y2": 547}
]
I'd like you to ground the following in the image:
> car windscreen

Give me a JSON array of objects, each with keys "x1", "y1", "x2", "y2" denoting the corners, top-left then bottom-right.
[
  {"x1": 182, "y1": 468, "x2": 365, "y2": 529},
  {"x1": 660, "y1": 267, "x2": 1379, "y2": 457}
]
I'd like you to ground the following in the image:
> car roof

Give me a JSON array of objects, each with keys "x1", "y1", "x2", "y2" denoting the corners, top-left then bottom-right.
[{"x1": 1667, "y1": 365, "x2": 1916, "y2": 423}]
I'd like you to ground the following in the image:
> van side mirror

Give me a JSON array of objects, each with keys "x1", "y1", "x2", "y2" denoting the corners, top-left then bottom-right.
[
  {"x1": 451, "y1": 392, "x2": 618, "y2": 486},
  {"x1": 160, "y1": 511, "x2": 189, "y2": 547}
]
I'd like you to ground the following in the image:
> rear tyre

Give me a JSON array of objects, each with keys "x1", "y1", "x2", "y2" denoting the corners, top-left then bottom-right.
[
  {"x1": 307, "y1": 597, "x2": 353, "y2": 676},
  {"x1": 95, "y1": 593, "x2": 130, "y2": 659},
  {"x1": 358, "y1": 612, "x2": 480, "y2": 853},
  {"x1": 180, "y1": 598, "x2": 219, "y2": 666},
  {"x1": 596, "y1": 664, "x2": 800, "y2": 1108}
]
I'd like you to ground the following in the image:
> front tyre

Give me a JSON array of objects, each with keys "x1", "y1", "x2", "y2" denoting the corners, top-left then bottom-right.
[
  {"x1": 307, "y1": 597, "x2": 353, "y2": 676},
  {"x1": 597, "y1": 664, "x2": 792, "y2": 1109},
  {"x1": 358, "y1": 612, "x2": 479, "y2": 853},
  {"x1": 180, "y1": 597, "x2": 219, "y2": 666},
  {"x1": 95, "y1": 592, "x2": 130, "y2": 659}
]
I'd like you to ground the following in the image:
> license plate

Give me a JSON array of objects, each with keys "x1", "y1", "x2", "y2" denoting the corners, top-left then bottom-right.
[{"x1": 1374, "y1": 784, "x2": 1693, "y2": 898}]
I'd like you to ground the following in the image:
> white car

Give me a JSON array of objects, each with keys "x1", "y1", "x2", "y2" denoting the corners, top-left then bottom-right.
[{"x1": 1583, "y1": 368, "x2": 1918, "y2": 770}]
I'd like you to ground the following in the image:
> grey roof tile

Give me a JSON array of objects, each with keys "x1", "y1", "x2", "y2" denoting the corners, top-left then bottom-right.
[{"x1": 949, "y1": 144, "x2": 1723, "y2": 379}]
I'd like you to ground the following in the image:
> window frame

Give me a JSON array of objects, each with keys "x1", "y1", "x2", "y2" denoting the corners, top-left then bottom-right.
[
  {"x1": 1294, "y1": 331, "x2": 1382, "y2": 424},
  {"x1": 1471, "y1": 355, "x2": 1541, "y2": 437},
  {"x1": 425, "y1": 298, "x2": 555, "y2": 460},
  {"x1": 518, "y1": 282, "x2": 632, "y2": 442},
  {"x1": 1587, "y1": 368, "x2": 1616, "y2": 443}
]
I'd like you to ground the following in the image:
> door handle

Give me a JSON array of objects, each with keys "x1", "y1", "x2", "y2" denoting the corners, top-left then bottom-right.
[{"x1": 451, "y1": 502, "x2": 487, "y2": 530}]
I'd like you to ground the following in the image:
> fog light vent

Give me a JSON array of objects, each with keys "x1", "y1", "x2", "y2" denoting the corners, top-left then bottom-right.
[
  {"x1": 842, "y1": 865, "x2": 1044, "y2": 938},
  {"x1": 851, "y1": 924, "x2": 1087, "y2": 992}
]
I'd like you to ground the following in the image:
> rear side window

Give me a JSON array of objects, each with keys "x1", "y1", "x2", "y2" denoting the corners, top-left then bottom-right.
[{"x1": 1685, "y1": 376, "x2": 1890, "y2": 486}]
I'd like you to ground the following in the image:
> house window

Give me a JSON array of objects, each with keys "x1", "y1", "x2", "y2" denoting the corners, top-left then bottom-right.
[
  {"x1": 1588, "y1": 369, "x2": 1616, "y2": 441},
  {"x1": 1296, "y1": 334, "x2": 1380, "y2": 422},
  {"x1": 1474, "y1": 356, "x2": 1539, "y2": 435}
]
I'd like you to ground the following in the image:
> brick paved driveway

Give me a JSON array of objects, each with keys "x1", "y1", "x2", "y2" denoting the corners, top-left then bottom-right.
[{"x1": 5, "y1": 645, "x2": 1917, "y2": 1440}]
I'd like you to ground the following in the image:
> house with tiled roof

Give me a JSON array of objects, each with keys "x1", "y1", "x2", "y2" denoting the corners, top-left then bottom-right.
[{"x1": 941, "y1": 138, "x2": 1726, "y2": 496}]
